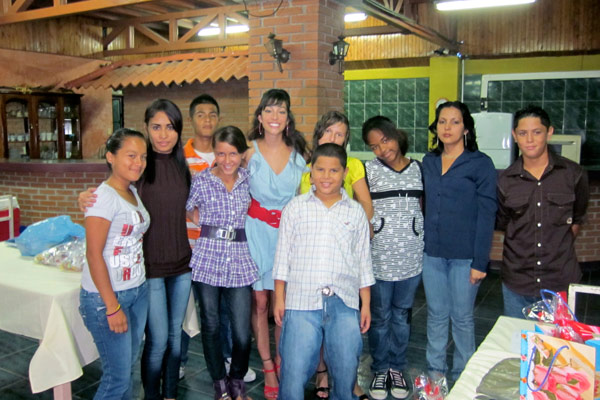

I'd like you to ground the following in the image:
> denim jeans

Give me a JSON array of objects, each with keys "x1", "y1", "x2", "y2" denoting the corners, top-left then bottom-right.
[
  {"x1": 502, "y1": 283, "x2": 540, "y2": 319},
  {"x1": 422, "y1": 254, "x2": 480, "y2": 380},
  {"x1": 180, "y1": 291, "x2": 232, "y2": 367},
  {"x1": 279, "y1": 295, "x2": 362, "y2": 400},
  {"x1": 79, "y1": 282, "x2": 148, "y2": 400},
  {"x1": 193, "y1": 281, "x2": 252, "y2": 381},
  {"x1": 142, "y1": 272, "x2": 191, "y2": 400},
  {"x1": 368, "y1": 274, "x2": 421, "y2": 373}
]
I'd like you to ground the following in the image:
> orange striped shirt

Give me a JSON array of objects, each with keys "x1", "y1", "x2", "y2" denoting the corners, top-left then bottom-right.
[{"x1": 184, "y1": 138, "x2": 212, "y2": 247}]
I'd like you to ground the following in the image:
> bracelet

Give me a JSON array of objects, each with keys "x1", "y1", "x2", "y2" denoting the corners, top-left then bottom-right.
[{"x1": 106, "y1": 304, "x2": 121, "y2": 317}]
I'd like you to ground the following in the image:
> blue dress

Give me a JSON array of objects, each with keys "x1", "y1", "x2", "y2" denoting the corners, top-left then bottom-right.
[{"x1": 245, "y1": 141, "x2": 306, "y2": 291}]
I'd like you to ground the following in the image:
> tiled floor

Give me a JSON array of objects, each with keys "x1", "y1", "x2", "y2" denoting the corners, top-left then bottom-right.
[{"x1": 0, "y1": 264, "x2": 598, "y2": 399}]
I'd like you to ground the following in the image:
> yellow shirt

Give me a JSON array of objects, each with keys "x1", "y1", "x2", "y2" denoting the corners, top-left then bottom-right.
[{"x1": 300, "y1": 156, "x2": 365, "y2": 197}]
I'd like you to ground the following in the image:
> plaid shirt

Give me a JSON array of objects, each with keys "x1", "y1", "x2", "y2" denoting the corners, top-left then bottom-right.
[
  {"x1": 186, "y1": 167, "x2": 258, "y2": 288},
  {"x1": 273, "y1": 189, "x2": 375, "y2": 311}
]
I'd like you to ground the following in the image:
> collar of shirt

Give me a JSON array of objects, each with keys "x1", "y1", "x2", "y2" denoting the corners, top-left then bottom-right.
[
  {"x1": 204, "y1": 166, "x2": 250, "y2": 191},
  {"x1": 306, "y1": 186, "x2": 352, "y2": 208},
  {"x1": 504, "y1": 150, "x2": 567, "y2": 179}
]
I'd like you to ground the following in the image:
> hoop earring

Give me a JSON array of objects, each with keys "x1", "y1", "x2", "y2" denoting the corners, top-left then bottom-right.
[
  {"x1": 286, "y1": 124, "x2": 289, "y2": 137},
  {"x1": 259, "y1": 124, "x2": 263, "y2": 136},
  {"x1": 464, "y1": 134, "x2": 467, "y2": 147}
]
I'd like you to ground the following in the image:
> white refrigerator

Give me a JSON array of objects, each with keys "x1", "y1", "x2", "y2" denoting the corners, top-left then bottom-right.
[{"x1": 472, "y1": 112, "x2": 515, "y2": 169}]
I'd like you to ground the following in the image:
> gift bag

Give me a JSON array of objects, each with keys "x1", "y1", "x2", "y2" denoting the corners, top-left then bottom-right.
[{"x1": 520, "y1": 330, "x2": 598, "y2": 400}]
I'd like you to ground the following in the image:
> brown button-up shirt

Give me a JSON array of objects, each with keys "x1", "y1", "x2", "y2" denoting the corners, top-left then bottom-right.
[{"x1": 496, "y1": 152, "x2": 589, "y2": 297}]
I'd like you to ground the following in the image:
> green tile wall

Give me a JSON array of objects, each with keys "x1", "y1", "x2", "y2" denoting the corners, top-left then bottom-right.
[
  {"x1": 463, "y1": 76, "x2": 600, "y2": 168},
  {"x1": 344, "y1": 78, "x2": 430, "y2": 153}
]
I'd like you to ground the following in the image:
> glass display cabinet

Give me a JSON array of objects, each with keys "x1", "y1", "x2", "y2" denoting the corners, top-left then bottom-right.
[{"x1": 1, "y1": 91, "x2": 82, "y2": 160}]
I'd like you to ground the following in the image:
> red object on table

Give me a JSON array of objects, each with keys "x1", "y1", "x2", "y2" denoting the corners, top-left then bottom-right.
[{"x1": 0, "y1": 196, "x2": 20, "y2": 241}]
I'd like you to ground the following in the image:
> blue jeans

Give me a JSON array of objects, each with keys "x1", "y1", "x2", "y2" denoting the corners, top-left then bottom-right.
[
  {"x1": 142, "y1": 272, "x2": 191, "y2": 399},
  {"x1": 279, "y1": 295, "x2": 362, "y2": 400},
  {"x1": 193, "y1": 282, "x2": 252, "y2": 381},
  {"x1": 502, "y1": 283, "x2": 540, "y2": 319},
  {"x1": 422, "y1": 254, "x2": 480, "y2": 380},
  {"x1": 79, "y1": 282, "x2": 148, "y2": 400},
  {"x1": 368, "y1": 274, "x2": 421, "y2": 373}
]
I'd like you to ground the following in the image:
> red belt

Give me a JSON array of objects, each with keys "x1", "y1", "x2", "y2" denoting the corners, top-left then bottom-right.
[{"x1": 248, "y1": 198, "x2": 281, "y2": 228}]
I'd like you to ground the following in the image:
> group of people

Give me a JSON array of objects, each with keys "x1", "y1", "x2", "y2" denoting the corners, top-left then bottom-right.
[{"x1": 78, "y1": 87, "x2": 589, "y2": 400}]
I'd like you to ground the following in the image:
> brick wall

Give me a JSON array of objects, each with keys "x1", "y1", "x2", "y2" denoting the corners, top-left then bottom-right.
[
  {"x1": 248, "y1": 0, "x2": 346, "y2": 138},
  {"x1": 0, "y1": 169, "x2": 107, "y2": 226},
  {"x1": 123, "y1": 79, "x2": 249, "y2": 143},
  {"x1": 490, "y1": 179, "x2": 600, "y2": 263}
]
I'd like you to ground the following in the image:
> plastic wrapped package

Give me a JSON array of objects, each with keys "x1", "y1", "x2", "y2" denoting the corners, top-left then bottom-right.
[
  {"x1": 34, "y1": 238, "x2": 86, "y2": 272},
  {"x1": 15, "y1": 215, "x2": 85, "y2": 257}
]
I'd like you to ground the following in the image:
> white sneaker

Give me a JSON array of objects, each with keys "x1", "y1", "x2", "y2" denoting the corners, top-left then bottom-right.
[
  {"x1": 225, "y1": 357, "x2": 257, "y2": 383},
  {"x1": 369, "y1": 371, "x2": 389, "y2": 400}
]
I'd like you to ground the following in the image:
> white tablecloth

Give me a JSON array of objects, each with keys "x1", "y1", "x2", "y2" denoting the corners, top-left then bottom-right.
[
  {"x1": 0, "y1": 242, "x2": 201, "y2": 394},
  {"x1": 448, "y1": 316, "x2": 535, "y2": 399},
  {"x1": 0, "y1": 243, "x2": 98, "y2": 393}
]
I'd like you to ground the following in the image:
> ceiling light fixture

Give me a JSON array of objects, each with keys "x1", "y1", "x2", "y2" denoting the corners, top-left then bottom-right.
[
  {"x1": 435, "y1": 0, "x2": 535, "y2": 11},
  {"x1": 197, "y1": 24, "x2": 249, "y2": 37},
  {"x1": 344, "y1": 12, "x2": 367, "y2": 22},
  {"x1": 264, "y1": 33, "x2": 290, "y2": 73}
]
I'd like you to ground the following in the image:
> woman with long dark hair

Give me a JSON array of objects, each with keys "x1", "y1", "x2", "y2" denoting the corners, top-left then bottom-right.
[
  {"x1": 422, "y1": 101, "x2": 497, "y2": 383},
  {"x1": 244, "y1": 89, "x2": 307, "y2": 399}
]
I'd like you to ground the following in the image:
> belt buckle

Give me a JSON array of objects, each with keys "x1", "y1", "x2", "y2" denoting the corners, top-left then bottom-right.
[
  {"x1": 321, "y1": 286, "x2": 334, "y2": 297},
  {"x1": 216, "y1": 226, "x2": 235, "y2": 241}
]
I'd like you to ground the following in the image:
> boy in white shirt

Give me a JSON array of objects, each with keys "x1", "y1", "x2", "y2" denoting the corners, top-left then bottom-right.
[{"x1": 273, "y1": 143, "x2": 375, "y2": 400}]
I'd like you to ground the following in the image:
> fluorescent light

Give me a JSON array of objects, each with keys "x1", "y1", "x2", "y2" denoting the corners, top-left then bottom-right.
[
  {"x1": 344, "y1": 12, "x2": 367, "y2": 22},
  {"x1": 198, "y1": 25, "x2": 249, "y2": 37},
  {"x1": 436, "y1": 0, "x2": 535, "y2": 11}
]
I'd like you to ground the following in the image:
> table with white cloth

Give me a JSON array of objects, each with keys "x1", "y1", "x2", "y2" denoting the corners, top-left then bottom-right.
[
  {"x1": 447, "y1": 316, "x2": 535, "y2": 399},
  {"x1": 0, "y1": 242, "x2": 200, "y2": 399}
]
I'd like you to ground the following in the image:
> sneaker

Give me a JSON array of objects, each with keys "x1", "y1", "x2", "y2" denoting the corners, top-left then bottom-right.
[
  {"x1": 225, "y1": 357, "x2": 257, "y2": 383},
  {"x1": 388, "y1": 369, "x2": 409, "y2": 399},
  {"x1": 369, "y1": 371, "x2": 389, "y2": 400},
  {"x1": 179, "y1": 365, "x2": 185, "y2": 380}
]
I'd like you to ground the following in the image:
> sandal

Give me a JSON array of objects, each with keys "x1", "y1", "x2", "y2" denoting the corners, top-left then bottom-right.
[
  {"x1": 262, "y1": 359, "x2": 279, "y2": 400},
  {"x1": 314, "y1": 368, "x2": 329, "y2": 399}
]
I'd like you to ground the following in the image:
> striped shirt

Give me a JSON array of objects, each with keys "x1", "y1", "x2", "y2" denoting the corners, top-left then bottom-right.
[
  {"x1": 366, "y1": 158, "x2": 424, "y2": 281},
  {"x1": 184, "y1": 138, "x2": 213, "y2": 247},
  {"x1": 272, "y1": 189, "x2": 375, "y2": 311},
  {"x1": 185, "y1": 168, "x2": 258, "y2": 288}
]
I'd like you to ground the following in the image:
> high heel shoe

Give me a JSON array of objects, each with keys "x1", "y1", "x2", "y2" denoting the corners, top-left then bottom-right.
[{"x1": 262, "y1": 359, "x2": 279, "y2": 400}]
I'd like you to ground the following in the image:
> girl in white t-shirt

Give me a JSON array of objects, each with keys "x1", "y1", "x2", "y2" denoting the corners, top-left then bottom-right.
[{"x1": 79, "y1": 128, "x2": 151, "y2": 399}]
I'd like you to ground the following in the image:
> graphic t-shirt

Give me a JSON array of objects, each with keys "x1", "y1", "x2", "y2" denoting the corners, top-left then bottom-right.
[{"x1": 81, "y1": 182, "x2": 150, "y2": 292}]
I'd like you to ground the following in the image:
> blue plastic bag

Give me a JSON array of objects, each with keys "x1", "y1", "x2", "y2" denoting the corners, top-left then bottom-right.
[{"x1": 15, "y1": 215, "x2": 85, "y2": 257}]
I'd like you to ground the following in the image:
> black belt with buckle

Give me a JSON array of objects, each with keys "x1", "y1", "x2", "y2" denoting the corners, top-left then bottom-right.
[
  {"x1": 200, "y1": 225, "x2": 247, "y2": 242},
  {"x1": 321, "y1": 286, "x2": 334, "y2": 297}
]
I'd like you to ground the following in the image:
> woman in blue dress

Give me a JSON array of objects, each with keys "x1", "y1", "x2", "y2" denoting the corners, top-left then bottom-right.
[{"x1": 243, "y1": 89, "x2": 307, "y2": 399}]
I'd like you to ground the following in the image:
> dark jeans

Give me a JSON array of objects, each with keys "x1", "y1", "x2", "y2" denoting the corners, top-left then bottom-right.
[
  {"x1": 193, "y1": 282, "x2": 252, "y2": 381},
  {"x1": 181, "y1": 293, "x2": 233, "y2": 365}
]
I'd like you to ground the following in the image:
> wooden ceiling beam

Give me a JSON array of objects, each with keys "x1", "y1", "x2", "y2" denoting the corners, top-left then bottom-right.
[
  {"x1": 100, "y1": 36, "x2": 247, "y2": 57},
  {"x1": 345, "y1": 25, "x2": 407, "y2": 36},
  {"x1": 347, "y1": 0, "x2": 459, "y2": 51},
  {"x1": 0, "y1": 0, "x2": 158, "y2": 25},
  {"x1": 103, "y1": 4, "x2": 244, "y2": 26}
]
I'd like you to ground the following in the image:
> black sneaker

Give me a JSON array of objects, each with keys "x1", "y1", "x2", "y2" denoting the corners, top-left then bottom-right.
[
  {"x1": 369, "y1": 371, "x2": 389, "y2": 400},
  {"x1": 388, "y1": 369, "x2": 409, "y2": 399}
]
